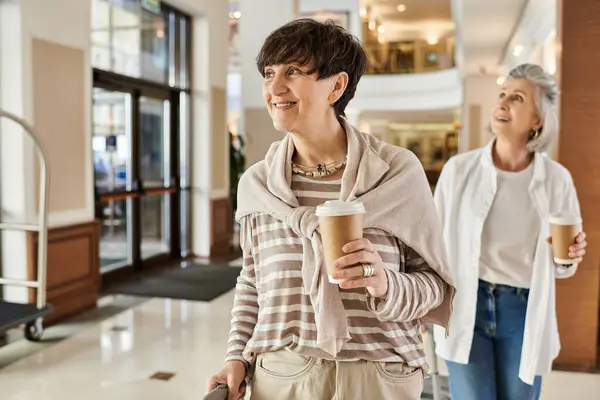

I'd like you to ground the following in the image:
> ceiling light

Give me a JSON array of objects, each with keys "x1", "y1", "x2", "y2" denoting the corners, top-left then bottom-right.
[
  {"x1": 233, "y1": 11, "x2": 241, "y2": 19},
  {"x1": 397, "y1": 4, "x2": 407, "y2": 12},
  {"x1": 426, "y1": 30, "x2": 440, "y2": 45},
  {"x1": 513, "y1": 44, "x2": 524, "y2": 57},
  {"x1": 377, "y1": 25, "x2": 385, "y2": 34},
  {"x1": 359, "y1": 8, "x2": 367, "y2": 18},
  {"x1": 497, "y1": 76, "x2": 505, "y2": 85}
]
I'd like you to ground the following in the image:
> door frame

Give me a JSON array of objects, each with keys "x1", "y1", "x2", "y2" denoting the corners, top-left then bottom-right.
[{"x1": 93, "y1": 70, "x2": 188, "y2": 287}]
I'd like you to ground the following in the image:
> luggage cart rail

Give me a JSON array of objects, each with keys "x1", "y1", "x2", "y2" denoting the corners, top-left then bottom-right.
[{"x1": 0, "y1": 109, "x2": 50, "y2": 341}]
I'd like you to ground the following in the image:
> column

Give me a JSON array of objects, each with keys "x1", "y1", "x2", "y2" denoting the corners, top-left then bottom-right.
[
  {"x1": 0, "y1": 0, "x2": 31, "y2": 303},
  {"x1": 461, "y1": 74, "x2": 499, "y2": 152},
  {"x1": 553, "y1": 0, "x2": 600, "y2": 369},
  {"x1": 188, "y1": 0, "x2": 230, "y2": 257},
  {"x1": 239, "y1": 0, "x2": 297, "y2": 167}
]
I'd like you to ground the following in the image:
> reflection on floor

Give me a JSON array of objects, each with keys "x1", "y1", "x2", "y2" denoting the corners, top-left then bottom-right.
[
  {"x1": 1, "y1": 290, "x2": 599, "y2": 399},
  {"x1": 100, "y1": 238, "x2": 170, "y2": 272},
  {"x1": 0, "y1": 295, "x2": 148, "y2": 369}
]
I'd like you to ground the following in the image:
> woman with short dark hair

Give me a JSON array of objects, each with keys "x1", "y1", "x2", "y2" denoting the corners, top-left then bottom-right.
[{"x1": 207, "y1": 19, "x2": 455, "y2": 400}]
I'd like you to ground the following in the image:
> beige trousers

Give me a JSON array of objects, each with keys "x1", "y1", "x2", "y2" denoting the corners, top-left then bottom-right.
[{"x1": 248, "y1": 350, "x2": 423, "y2": 400}]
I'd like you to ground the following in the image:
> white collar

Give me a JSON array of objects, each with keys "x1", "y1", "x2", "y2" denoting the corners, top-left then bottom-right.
[{"x1": 481, "y1": 139, "x2": 546, "y2": 184}]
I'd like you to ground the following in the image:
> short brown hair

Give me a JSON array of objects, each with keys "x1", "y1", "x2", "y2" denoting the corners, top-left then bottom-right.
[{"x1": 256, "y1": 18, "x2": 368, "y2": 118}]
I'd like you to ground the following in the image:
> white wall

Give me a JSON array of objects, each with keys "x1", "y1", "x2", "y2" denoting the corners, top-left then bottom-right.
[
  {"x1": 0, "y1": 0, "x2": 29, "y2": 302},
  {"x1": 300, "y1": 0, "x2": 357, "y2": 12},
  {"x1": 352, "y1": 68, "x2": 463, "y2": 111},
  {"x1": 299, "y1": 0, "x2": 361, "y2": 39},
  {"x1": 239, "y1": 0, "x2": 297, "y2": 111},
  {"x1": 0, "y1": 0, "x2": 94, "y2": 302},
  {"x1": 21, "y1": 0, "x2": 94, "y2": 227}
]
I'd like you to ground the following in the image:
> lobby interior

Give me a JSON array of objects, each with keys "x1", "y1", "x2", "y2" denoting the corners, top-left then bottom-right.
[{"x1": 1, "y1": 0, "x2": 600, "y2": 398}]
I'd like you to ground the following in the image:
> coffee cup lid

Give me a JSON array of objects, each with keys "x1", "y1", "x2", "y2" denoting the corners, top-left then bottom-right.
[
  {"x1": 549, "y1": 212, "x2": 582, "y2": 225},
  {"x1": 316, "y1": 200, "x2": 366, "y2": 217}
]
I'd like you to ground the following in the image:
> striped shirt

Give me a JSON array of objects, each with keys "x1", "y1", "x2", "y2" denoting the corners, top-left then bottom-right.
[{"x1": 226, "y1": 174, "x2": 446, "y2": 368}]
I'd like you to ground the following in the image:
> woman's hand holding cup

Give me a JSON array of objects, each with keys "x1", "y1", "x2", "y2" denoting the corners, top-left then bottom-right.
[
  {"x1": 548, "y1": 213, "x2": 586, "y2": 267},
  {"x1": 546, "y1": 231, "x2": 587, "y2": 265},
  {"x1": 332, "y1": 238, "x2": 389, "y2": 299}
]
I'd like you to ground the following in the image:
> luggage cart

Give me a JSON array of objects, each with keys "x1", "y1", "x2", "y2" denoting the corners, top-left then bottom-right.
[{"x1": 0, "y1": 109, "x2": 50, "y2": 342}]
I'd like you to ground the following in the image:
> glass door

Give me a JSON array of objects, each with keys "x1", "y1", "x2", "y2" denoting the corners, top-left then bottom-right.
[
  {"x1": 94, "y1": 87, "x2": 178, "y2": 276},
  {"x1": 93, "y1": 88, "x2": 135, "y2": 273},
  {"x1": 138, "y1": 95, "x2": 175, "y2": 263},
  {"x1": 92, "y1": 1, "x2": 190, "y2": 284}
]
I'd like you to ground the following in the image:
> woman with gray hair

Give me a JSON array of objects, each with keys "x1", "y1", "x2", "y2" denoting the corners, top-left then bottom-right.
[{"x1": 433, "y1": 63, "x2": 588, "y2": 399}]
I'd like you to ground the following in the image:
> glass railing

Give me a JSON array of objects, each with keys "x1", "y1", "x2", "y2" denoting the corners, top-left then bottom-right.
[{"x1": 363, "y1": 36, "x2": 455, "y2": 75}]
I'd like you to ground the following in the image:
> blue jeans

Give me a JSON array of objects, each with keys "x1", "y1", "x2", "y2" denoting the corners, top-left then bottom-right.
[{"x1": 446, "y1": 280, "x2": 542, "y2": 400}]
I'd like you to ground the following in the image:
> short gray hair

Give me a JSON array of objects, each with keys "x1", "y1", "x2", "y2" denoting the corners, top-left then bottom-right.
[{"x1": 505, "y1": 63, "x2": 559, "y2": 152}]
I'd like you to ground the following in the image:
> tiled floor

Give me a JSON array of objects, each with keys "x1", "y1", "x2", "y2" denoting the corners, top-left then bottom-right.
[{"x1": 1, "y1": 289, "x2": 599, "y2": 399}]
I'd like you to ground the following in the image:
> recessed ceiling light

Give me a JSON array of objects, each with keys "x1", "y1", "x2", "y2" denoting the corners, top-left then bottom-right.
[
  {"x1": 233, "y1": 11, "x2": 242, "y2": 19},
  {"x1": 377, "y1": 25, "x2": 385, "y2": 33},
  {"x1": 513, "y1": 44, "x2": 524, "y2": 56},
  {"x1": 360, "y1": 8, "x2": 367, "y2": 18},
  {"x1": 397, "y1": 4, "x2": 407, "y2": 12},
  {"x1": 497, "y1": 76, "x2": 505, "y2": 85}
]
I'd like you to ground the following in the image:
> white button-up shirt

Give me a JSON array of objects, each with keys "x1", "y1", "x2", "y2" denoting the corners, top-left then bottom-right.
[{"x1": 432, "y1": 141, "x2": 581, "y2": 385}]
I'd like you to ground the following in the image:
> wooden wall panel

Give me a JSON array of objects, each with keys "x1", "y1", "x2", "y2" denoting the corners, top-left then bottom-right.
[
  {"x1": 27, "y1": 221, "x2": 100, "y2": 325},
  {"x1": 554, "y1": 0, "x2": 600, "y2": 369},
  {"x1": 467, "y1": 104, "x2": 481, "y2": 151},
  {"x1": 210, "y1": 197, "x2": 233, "y2": 256},
  {"x1": 211, "y1": 87, "x2": 228, "y2": 191}
]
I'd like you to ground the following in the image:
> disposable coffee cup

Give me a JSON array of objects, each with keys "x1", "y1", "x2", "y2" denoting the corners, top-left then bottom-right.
[
  {"x1": 549, "y1": 213, "x2": 583, "y2": 265},
  {"x1": 316, "y1": 200, "x2": 366, "y2": 284}
]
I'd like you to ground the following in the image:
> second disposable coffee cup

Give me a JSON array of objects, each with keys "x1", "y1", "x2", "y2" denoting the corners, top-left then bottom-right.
[
  {"x1": 316, "y1": 200, "x2": 366, "y2": 284},
  {"x1": 549, "y1": 212, "x2": 582, "y2": 265}
]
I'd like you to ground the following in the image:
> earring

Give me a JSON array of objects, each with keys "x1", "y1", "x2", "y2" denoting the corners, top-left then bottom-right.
[{"x1": 530, "y1": 128, "x2": 541, "y2": 139}]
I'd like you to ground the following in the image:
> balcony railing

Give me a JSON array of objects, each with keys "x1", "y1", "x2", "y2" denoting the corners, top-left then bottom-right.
[{"x1": 364, "y1": 37, "x2": 455, "y2": 75}]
